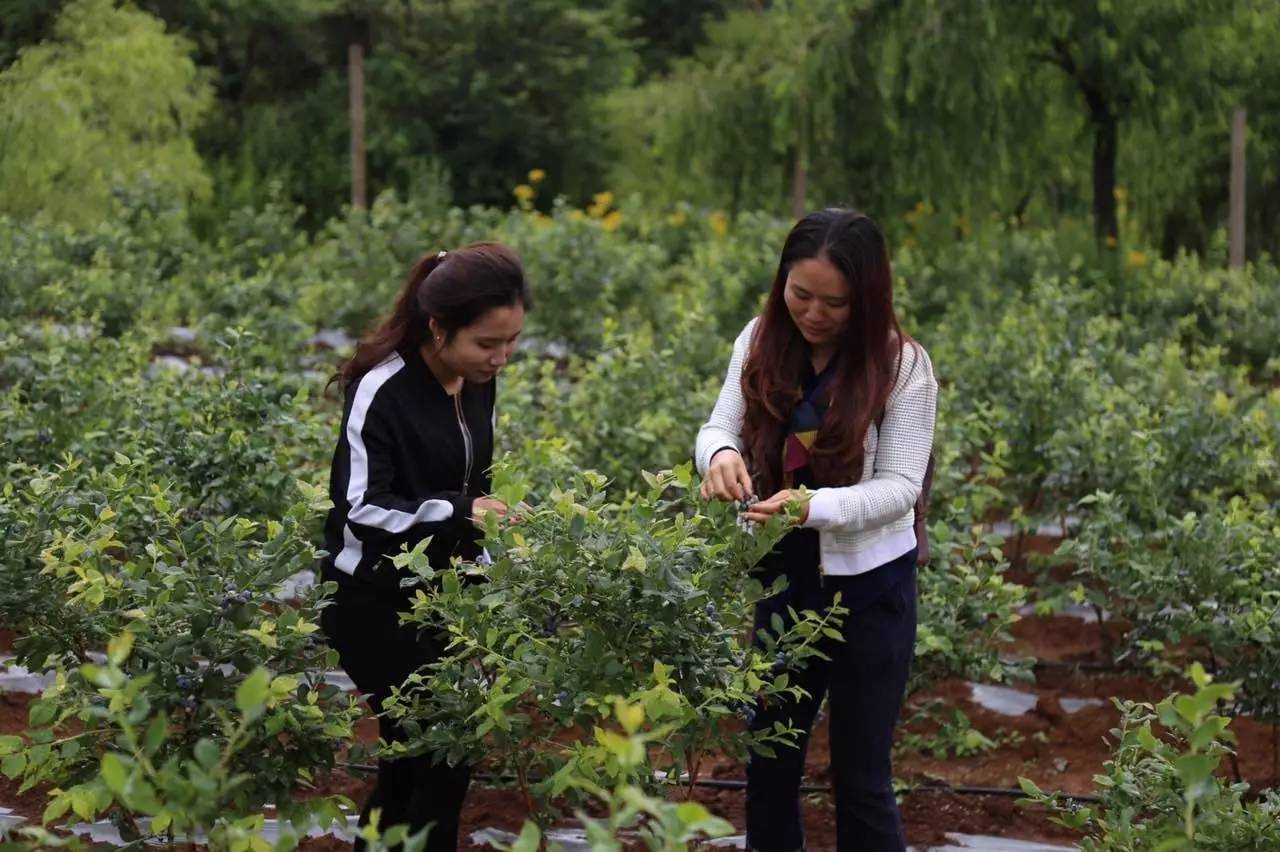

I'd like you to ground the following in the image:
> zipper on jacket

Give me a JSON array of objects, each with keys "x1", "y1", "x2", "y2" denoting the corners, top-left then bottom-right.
[{"x1": 454, "y1": 393, "x2": 473, "y2": 494}]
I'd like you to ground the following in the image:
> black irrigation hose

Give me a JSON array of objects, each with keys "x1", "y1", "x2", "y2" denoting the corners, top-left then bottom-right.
[
  {"x1": 344, "y1": 763, "x2": 1102, "y2": 804},
  {"x1": 905, "y1": 783, "x2": 1102, "y2": 804}
]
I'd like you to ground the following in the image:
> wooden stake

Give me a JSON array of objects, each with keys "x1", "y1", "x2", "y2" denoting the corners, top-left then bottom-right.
[
  {"x1": 349, "y1": 43, "x2": 367, "y2": 211},
  {"x1": 1229, "y1": 107, "x2": 1246, "y2": 268}
]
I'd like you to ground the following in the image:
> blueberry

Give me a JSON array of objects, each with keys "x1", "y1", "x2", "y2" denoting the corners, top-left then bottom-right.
[
  {"x1": 540, "y1": 617, "x2": 558, "y2": 637},
  {"x1": 176, "y1": 675, "x2": 192, "y2": 690},
  {"x1": 239, "y1": 590, "x2": 251, "y2": 602},
  {"x1": 556, "y1": 690, "x2": 570, "y2": 704},
  {"x1": 37, "y1": 429, "x2": 52, "y2": 445},
  {"x1": 224, "y1": 583, "x2": 237, "y2": 593},
  {"x1": 705, "y1": 603, "x2": 718, "y2": 619},
  {"x1": 774, "y1": 652, "x2": 789, "y2": 670},
  {"x1": 180, "y1": 697, "x2": 197, "y2": 712}
]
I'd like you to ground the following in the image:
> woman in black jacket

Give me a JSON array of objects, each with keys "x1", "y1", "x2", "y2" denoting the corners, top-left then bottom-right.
[{"x1": 320, "y1": 242, "x2": 530, "y2": 850}]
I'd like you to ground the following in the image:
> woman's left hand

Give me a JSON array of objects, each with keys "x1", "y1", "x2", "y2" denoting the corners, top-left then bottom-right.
[{"x1": 742, "y1": 489, "x2": 809, "y2": 525}]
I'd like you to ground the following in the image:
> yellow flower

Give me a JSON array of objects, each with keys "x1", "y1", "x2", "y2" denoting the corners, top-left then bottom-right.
[
  {"x1": 904, "y1": 199, "x2": 931, "y2": 226},
  {"x1": 528, "y1": 169, "x2": 546, "y2": 184},
  {"x1": 1114, "y1": 187, "x2": 1128, "y2": 202},
  {"x1": 668, "y1": 210, "x2": 687, "y2": 227},
  {"x1": 1126, "y1": 249, "x2": 1148, "y2": 270},
  {"x1": 602, "y1": 210, "x2": 623, "y2": 232},
  {"x1": 1105, "y1": 235, "x2": 1119, "y2": 248},
  {"x1": 568, "y1": 209, "x2": 586, "y2": 222},
  {"x1": 587, "y1": 190, "x2": 615, "y2": 219},
  {"x1": 513, "y1": 184, "x2": 535, "y2": 205},
  {"x1": 709, "y1": 210, "x2": 729, "y2": 238}
]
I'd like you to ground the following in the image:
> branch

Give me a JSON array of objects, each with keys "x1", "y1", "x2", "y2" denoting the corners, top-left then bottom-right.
[
  {"x1": 1029, "y1": 51, "x2": 1071, "y2": 74},
  {"x1": 1049, "y1": 36, "x2": 1078, "y2": 78}
]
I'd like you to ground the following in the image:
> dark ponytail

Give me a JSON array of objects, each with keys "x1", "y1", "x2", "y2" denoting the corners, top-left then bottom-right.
[{"x1": 331, "y1": 241, "x2": 531, "y2": 391}]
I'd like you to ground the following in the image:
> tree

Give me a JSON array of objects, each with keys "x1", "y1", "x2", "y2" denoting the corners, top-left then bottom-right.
[
  {"x1": 891, "y1": 0, "x2": 1258, "y2": 245},
  {"x1": 137, "y1": 0, "x2": 636, "y2": 221},
  {"x1": 617, "y1": 0, "x2": 739, "y2": 78},
  {"x1": 613, "y1": 0, "x2": 865, "y2": 217},
  {"x1": 0, "y1": 0, "x2": 214, "y2": 226},
  {"x1": 0, "y1": 0, "x2": 66, "y2": 68},
  {"x1": 613, "y1": 0, "x2": 1074, "y2": 228},
  {"x1": 361, "y1": 0, "x2": 636, "y2": 207}
]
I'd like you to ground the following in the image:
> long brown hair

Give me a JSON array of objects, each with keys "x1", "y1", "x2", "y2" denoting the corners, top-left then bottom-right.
[
  {"x1": 331, "y1": 241, "x2": 531, "y2": 391},
  {"x1": 741, "y1": 209, "x2": 909, "y2": 494}
]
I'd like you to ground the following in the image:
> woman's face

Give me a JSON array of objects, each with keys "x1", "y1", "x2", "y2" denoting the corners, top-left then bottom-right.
[
  {"x1": 435, "y1": 304, "x2": 525, "y2": 383},
  {"x1": 783, "y1": 257, "x2": 851, "y2": 348}
]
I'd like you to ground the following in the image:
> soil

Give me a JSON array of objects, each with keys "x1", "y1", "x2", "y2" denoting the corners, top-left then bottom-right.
[
  {"x1": 1001, "y1": 614, "x2": 1130, "y2": 665},
  {"x1": 0, "y1": 691, "x2": 46, "y2": 825}
]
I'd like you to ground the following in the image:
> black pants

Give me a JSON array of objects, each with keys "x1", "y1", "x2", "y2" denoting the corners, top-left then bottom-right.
[
  {"x1": 746, "y1": 536, "x2": 918, "y2": 852},
  {"x1": 321, "y1": 590, "x2": 471, "y2": 852}
]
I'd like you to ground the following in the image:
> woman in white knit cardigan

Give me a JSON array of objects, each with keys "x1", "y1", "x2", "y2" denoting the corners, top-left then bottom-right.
[{"x1": 695, "y1": 209, "x2": 937, "y2": 852}]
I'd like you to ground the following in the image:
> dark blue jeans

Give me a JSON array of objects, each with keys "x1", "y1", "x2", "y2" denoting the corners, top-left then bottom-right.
[{"x1": 746, "y1": 536, "x2": 918, "y2": 852}]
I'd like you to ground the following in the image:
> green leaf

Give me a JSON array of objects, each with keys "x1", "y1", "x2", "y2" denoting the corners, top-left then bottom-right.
[
  {"x1": 43, "y1": 794, "x2": 71, "y2": 823},
  {"x1": 1188, "y1": 718, "x2": 1227, "y2": 752},
  {"x1": 235, "y1": 668, "x2": 271, "y2": 720},
  {"x1": 28, "y1": 700, "x2": 57, "y2": 728},
  {"x1": 100, "y1": 753, "x2": 128, "y2": 796},
  {"x1": 674, "y1": 801, "x2": 714, "y2": 825},
  {"x1": 1, "y1": 753, "x2": 26, "y2": 779},
  {"x1": 510, "y1": 821, "x2": 542, "y2": 852},
  {"x1": 615, "y1": 700, "x2": 644, "y2": 735},
  {"x1": 1174, "y1": 753, "x2": 1218, "y2": 800},
  {"x1": 143, "y1": 715, "x2": 167, "y2": 755},
  {"x1": 0, "y1": 736, "x2": 22, "y2": 756},
  {"x1": 107, "y1": 631, "x2": 135, "y2": 666},
  {"x1": 80, "y1": 663, "x2": 125, "y2": 690},
  {"x1": 1018, "y1": 777, "x2": 1044, "y2": 797},
  {"x1": 70, "y1": 787, "x2": 97, "y2": 821},
  {"x1": 194, "y1": 738, "x2": 220, "y2": 770}
]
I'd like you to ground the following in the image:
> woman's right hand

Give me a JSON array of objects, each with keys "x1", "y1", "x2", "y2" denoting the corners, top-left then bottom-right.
[
  {"x1": 472, "y1": 496, "x2": 510, "y2": 525},
  {"x1": 700, "y1": 449, "x2": 755, "y2": 502}
]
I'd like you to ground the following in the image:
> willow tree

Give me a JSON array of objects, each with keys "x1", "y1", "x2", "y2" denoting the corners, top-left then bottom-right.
[
  {"x1": 866, "y1": 2, "x2": 1076, "y2": 231},
  {"x1": 612, "y1": 0, "x2": 1068, "y2": 231},
  {"x1": 889, "y1": 0, "x2": 1260, "y2": 245},
  {"x1": 614, "y1": 0, "x2": 864, "y2": 217},
  {"x1": 0, "y1": 0, "x2": 213, "y2": 226}
]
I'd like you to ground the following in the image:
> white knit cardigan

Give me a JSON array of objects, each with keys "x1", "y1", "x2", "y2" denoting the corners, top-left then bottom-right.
[{"x1": 695, "y1": 317, "x2": 938, "y2": 575}]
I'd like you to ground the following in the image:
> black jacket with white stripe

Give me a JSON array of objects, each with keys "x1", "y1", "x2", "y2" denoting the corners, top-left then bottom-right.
[{"x1": 321, "y1": 346, "x2": 494, "y2": 598}]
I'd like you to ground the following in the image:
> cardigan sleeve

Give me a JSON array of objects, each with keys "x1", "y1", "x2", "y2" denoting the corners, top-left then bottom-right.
[
  {"x1": 802, "y1": 341, "x2": 937, "y2": 533},
  {"x1": 695, "y1": 317, "x2": 759, "y2": 475}
]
